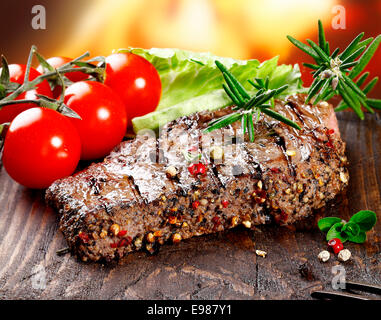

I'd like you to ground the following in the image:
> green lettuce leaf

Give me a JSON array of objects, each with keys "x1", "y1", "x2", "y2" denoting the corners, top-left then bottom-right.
[{"x1": 118, "y1": 48, "x2": 304, "y2": 133}]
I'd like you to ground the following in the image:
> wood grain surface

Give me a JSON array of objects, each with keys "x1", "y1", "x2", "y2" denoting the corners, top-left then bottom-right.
[{"x1": 0, "y1": 112, "x2": 380, "y2": 300}]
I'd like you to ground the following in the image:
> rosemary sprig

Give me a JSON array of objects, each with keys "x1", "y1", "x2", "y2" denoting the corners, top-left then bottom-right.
[
  {"x1": 205, "y1": 61, "x2": 301, "y2": 141},
  {"x1": 287, "y1": 20, "x2": 381, "y2": 119}
]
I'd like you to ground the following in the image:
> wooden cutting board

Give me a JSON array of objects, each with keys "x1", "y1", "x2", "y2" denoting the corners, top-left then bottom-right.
[{"x1": 0, "y1": 112, "x2": 380, "y2": 300}]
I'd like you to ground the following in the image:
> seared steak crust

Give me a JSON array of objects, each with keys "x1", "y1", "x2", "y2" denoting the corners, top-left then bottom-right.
[{"x1": 46, "y1": 94, "x2": 349, "y2": 262}]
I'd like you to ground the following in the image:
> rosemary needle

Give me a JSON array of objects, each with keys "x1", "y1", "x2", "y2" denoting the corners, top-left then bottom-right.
[
  {"x1": 205, "y1": 61, "x2": 300, "y2": 142},
  {"x1": 287, "y1": 19, "x2": 381, "y2": 119}
]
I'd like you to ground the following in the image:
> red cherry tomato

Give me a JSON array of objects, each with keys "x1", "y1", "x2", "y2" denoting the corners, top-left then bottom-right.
[
  {"x1": 64, "y1": 81, "x2": 127, "y2": 160},
  {"x1": 328, "y1": 238, "x2": 344, "y2": 254},
  {"x1": 0, "y1": 64, "x2": 53, "y2": 123},
  {"x1": 37, "y1": 56, "x2": 89, "y2": 98},
  {"x1": 2, "y1": 108, "x2": 81, "y2": 189},
  {"x1": 104, "y1": 52, "x2": 161, "y2": 126}
]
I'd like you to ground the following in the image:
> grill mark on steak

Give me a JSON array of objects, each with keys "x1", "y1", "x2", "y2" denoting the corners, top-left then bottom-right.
[
  {"x1": 286, "y1": 101, "x2": 306, "y2": 127},
  {"x1": 284, "y1": 99, "x2": 327, "y2": 150},
  {"x1": 273, "y1": 133, "x2": 297, "y2": 177},
  {"x1": 210, "y1": 163, "x2": 226, "y2": 189},
  {"x1": 126, "y1": 175, "x2": 144, "y2": 203},
  {"x1": 161, "y1": 114, "x2": 225, "y2": 195},
  {"x1": 46, "y1": 94, "x2": 349, "y2": 262},
  {"x1": 288, "y1": 95, "x2": 324, "y2": 127},
  {"x1": 242, "y1": 144, "x2": 262, "y2": 179},
  {"x1": 205, "y1": 130, "x2": 236, "y2": 190},
  {"x1": 271, "y1": 101, "x2": 325, "y2": 171},
  {"x1": 205, "y1": 159, "x2": 224, "y2": 192}
]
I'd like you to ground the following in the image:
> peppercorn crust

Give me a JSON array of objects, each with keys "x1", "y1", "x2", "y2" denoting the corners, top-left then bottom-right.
[{"x1": 46, "y1": 94, "x2": 349, "y2": 262}]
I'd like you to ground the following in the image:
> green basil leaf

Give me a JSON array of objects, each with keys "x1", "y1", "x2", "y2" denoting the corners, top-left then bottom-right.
[
  {"x1": 326, "y1": 222, "x2": 348, "y2": 242},
  {"x1": 348, "y1": 231, "x2": 367, "y2": 244},
  {"x1": 318, "y1": 217, "x2": 342, "y2": 232},
  {"x1": 349, "y1": 210, "x2": 377, "y2": 232},
  {"x1": 342, "y1": 222, "x2": 360, "y2": 238}
]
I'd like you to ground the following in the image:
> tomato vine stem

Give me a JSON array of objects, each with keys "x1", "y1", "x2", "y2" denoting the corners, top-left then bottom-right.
[{"x1": 0, "y1": 46, "x2": 105, "y2": 121}]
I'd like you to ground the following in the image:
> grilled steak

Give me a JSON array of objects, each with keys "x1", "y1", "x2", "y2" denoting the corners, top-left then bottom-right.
[{"x1": 46, "y1": 94, "x2": 349, "y2": 262}]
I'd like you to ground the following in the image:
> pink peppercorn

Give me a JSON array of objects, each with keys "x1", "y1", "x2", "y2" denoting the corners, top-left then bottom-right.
[
  {"x1": 328, "y1": 238, "x2": 344, "y2": 254},
  {"x1": 117, "y1": 230, "x2": 127, "y2": 237},
  {"x1": 222, "y1": 200, "x2": 229, "y2": 208},
  {"x1": 192, "y1": 201, "x2": 200, "y2": 209}
]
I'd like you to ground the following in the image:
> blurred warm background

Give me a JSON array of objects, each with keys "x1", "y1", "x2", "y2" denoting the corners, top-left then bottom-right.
[{"x1": 1, "y1": 0, "x2": 380, "y2": 94}]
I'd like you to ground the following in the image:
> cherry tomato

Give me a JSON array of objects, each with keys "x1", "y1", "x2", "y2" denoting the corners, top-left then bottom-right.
[
  {"x1": 0, "y1": 64, "x2": 53, "y2": 123},
  {"x1": 64, "y1": 81, "x2": 127, "y2": 160},
  {"x1": 2, "y1": 108, "x2": 81, "y2": 189},
  {"x1": 37, "y1": 56, "x2": 89, "y2": 98},
  {"x1": 104, "y1": 52, "x2": 161, "y2": 126}
]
